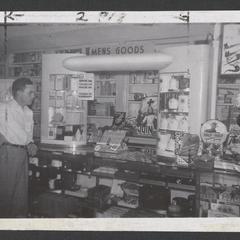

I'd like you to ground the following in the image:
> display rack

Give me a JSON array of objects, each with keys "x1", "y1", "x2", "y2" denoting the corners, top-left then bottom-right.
[
  {"x1": 157, "y1": 72, "x2": 190, "y2": 157},
  {"x1": 87, "y1": 72, "x2": 116, "y2": 128},
  {"x1": 29, "y1": 147, "x2": 198, "y2": 217}
]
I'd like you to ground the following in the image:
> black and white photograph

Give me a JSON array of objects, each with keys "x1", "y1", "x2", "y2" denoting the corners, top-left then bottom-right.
[{"x1": 2, "y1": 10, "x2": 240, "y2": 233}]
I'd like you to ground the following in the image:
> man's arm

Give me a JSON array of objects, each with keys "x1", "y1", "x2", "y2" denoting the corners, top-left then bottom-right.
[
  {"x1": 27, "y1": 142, "x2": 38, "y2": 156},
  {"x1": 0, "y1": 132, "x2": 7, "y2": 146},
  {"x1": 0, "y1": 103, "x2": 7, "y2": 146}
]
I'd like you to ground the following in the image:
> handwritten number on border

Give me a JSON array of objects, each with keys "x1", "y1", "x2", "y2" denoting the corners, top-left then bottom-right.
[{"x1": 76, "y1": 12, "x2": 88, "y2": 22}]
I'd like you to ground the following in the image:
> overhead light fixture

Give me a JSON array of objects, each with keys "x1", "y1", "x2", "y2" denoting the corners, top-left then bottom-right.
[{"x1": 63, "y1": 53, "x2": 172, "y2": 72}]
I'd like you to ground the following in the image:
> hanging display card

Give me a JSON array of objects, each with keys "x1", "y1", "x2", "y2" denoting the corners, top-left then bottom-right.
[{"x1": 200, "y1": 119, "x2": 228, "y2": 145}]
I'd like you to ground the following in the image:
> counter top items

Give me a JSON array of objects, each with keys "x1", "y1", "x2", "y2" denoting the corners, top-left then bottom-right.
[
  {"x1": 193, "y1": 154, "x2": 215, "y2": 170},
  {"x1": 94, "y1": 130, "x2": 127, "y2": 153},
  {"x1": 200, "y1": 119, "x2": 228, "y2": 157},
  {"x1": 226, "y1": 122, "x2": 240, "y2": 156},
  {"x1": 111, "y1": 111, "x2": 126, "y2": 130},
  {"x1": 214, "y1": 159, "x2": 240, "y2": 173},
  {"x1": 177, "y1": 133, "x2": 200, "y2": 158}
]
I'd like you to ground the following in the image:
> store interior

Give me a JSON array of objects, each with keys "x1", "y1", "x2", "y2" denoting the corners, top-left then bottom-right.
[{"x1": 1, "y1": 22, "x2": 240, "y2": 218}]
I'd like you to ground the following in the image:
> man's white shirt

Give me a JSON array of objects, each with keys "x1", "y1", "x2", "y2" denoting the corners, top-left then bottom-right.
[{"x1": 0, "y1": 99, "x2": 33, "y2": 145}]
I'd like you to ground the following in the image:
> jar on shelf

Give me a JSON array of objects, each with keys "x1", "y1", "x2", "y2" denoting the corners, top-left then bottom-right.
[
  {"x1": 160, "y1": 113, "x2": 168, "y2": 130},
  {"x1": 169, "y1": 76, "x2": 179, "y2": 90},
  {"x1": 168, "y1": 96, "x2": 179, "y2": 110},
  {"x1": 178, "y1": 95, "x2": 189, "y2": 112},
  {"x1": 159, "y1": 74, "x2": 170, "y2": 92},
  {"x1": 167, "y1": 115, "x2": 178, "y2": 131}
]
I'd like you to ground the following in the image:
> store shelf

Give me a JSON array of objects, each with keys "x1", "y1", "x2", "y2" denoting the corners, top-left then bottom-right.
[
  {"x1": 88, "y1": 115, "x2": 113, "y2": 119},
  {"x1": 95, "y1": 95, "x2": 116, "y2": 98},
  {"x1": 11, "y1": 75, "x2": 41, "y2": 79},
  {"x1": 95, "y1": 79, "x2": 116, "y2": 81},
  {"x1": 9, "y1": 61, "x2": 41, "y2": 65},
  {"x1": 217, "y1": 83, "x2": 240, "y2": 87},
  {"x1": 159, "y1": 128, "x2": 188, "y2": 133},
  {"x1": 216, "y1": 103, "x2": 233, "y2": 106},
  {"x1": 168, "y1": 182, "x2": 195, "y2": 191},
  {"x1": 139, "y1": 178, "x2": 166, "y2": 187},
  {"x1": 160, "y1": 90, "x2": 190, "y2": 93},
  {"x1": 128, "y1": 100, "x2": 143, "y2": 102},
  {"x1": 160, "y1": 111, "x2": 189, "y2": 114},
  {"x1": 128, "y1": 93, "x2": 158, "y2": 96},
  {"x1": 129, "y1": 83, "x2": 159, "y2": 85},
  {"x1": 66, "y1": 109, "x2": 86, "y2": 113}
]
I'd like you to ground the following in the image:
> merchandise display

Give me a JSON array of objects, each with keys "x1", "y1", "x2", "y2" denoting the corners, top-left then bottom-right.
[
  {"x1": 41, "y1": 54, "x2": 93, "y2": 147},
  {"x1": 2, "y1": 23, "x2": 240, "y2": 219}
]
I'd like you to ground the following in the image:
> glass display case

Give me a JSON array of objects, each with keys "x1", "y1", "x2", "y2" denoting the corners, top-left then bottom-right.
[
  {"x1": 157, "y1": 72, "x2": 190, "y2": 157},
  {"x1": 41, "y1": 54, "x2": 93, "y2": 147},
  {"x1": 156, "y1": 44, "x2": 211, "y2": 158}
]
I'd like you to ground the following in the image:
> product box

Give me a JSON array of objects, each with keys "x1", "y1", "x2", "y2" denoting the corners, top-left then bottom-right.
[
  {"x1": 56, "y1": 91, "x2": 65, "y2": 108},
  {"x1": 49, "y1": 90, "x2": 56, "y2": 107},
  {"x1": 55, "y1": 75, "x2": 65, "y2": 90},
  {"x1": 49, "y1": 75, "x2": 55, "y2": 90}
]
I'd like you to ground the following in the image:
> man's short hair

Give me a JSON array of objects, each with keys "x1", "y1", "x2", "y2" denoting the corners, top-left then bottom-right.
[{"x1": 12, "y1": 77, "x2": 33, "y2": 97}]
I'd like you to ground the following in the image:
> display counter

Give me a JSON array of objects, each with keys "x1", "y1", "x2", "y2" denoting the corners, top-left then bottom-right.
[{"x1": 28, "y1": 143, "x2": 200, "y2": 218}]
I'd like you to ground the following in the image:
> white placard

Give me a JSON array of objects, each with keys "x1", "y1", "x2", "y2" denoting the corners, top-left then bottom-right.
[{"x1": 77, "y1": 73, "x2": 94, "y2": 100}]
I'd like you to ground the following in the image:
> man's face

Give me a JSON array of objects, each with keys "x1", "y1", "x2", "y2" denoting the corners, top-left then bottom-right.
[{"x1": 19, "y1": 84, "x2": 35, "y2": 106}]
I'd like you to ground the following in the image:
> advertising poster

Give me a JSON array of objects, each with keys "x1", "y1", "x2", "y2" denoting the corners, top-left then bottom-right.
[{"x1": 221, "y1": 24, "x2": 240, "y2": 75}]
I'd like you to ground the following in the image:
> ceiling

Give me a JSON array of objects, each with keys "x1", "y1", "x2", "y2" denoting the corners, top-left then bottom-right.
[{"x1": 0, "y1": 23, "x2": 215, "y2": 53}]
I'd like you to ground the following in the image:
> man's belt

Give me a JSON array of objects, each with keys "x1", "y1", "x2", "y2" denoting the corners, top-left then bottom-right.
[{"x1": 2, "y1": 142, "x2": 27, "y2": 149}]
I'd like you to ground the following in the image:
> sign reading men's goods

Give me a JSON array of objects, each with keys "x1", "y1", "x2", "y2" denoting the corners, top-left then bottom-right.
[
  {"x1": 85, "y1": 45, "x2": 144, "y2": 55},
  {"x1": 56, "y1": 43, "x2": 154, "y2": 56}
]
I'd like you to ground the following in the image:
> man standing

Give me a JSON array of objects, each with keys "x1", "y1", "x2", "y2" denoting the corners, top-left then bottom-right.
[{"x1": 0, "y1": 77, "x2": 37, "y2": 217}]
